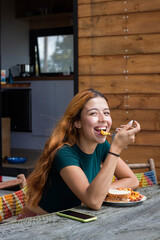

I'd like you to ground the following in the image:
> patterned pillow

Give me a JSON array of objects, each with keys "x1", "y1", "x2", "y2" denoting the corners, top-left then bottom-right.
[
  {"x1": 135, "y1": 170, "x2": 157, "y2": 187},
  {"x1": 112, "y1": 170, "x2": 157, "y2": 187},
  {"x1": 0, "y1": 187, "x2": 27, "y2": 222}
]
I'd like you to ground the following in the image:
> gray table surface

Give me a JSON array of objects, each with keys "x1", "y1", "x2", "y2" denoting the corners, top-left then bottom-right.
[{"x1": 0, "y1": 186, "x2": 160, "y2": 240}]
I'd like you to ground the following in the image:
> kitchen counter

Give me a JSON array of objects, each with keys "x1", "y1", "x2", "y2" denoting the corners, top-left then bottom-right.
[
  {"x1": 13, "y1": 75, "x2": 74, "y2": 81},
  {"x1": 1, "y1": 74, "x2": 74, "y2": 88},
  {"x1": 1, "y1": 83, "x2": 31, "y2": 89}
]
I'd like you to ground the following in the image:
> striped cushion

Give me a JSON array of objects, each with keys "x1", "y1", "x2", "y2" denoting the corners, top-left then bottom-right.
[
  {"x1": 0, "y1": 187, "x2": 27, "y2": 222},
  {"x1": 135, "y1": 170, "x2": 156, "y2": 187},
  {"x1": 112, "y1": 170, "x2": 156, "y2": 187}
]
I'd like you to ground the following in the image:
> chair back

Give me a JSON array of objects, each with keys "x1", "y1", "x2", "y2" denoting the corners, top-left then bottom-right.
[{"x1": 128, "y1": 158, "x2": 157, "y2": 186}]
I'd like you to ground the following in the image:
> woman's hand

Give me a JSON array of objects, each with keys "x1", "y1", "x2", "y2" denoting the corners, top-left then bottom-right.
[{"x1": 111, "y1": 120, "x2": 141, "y2": 154}]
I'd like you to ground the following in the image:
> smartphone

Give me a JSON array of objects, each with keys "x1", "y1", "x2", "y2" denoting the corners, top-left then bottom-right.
[{"x1": 56, "y1": 209, "x2": 97, "y2": 223}]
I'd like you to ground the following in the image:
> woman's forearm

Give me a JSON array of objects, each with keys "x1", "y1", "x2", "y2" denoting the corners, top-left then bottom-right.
[
  {"x1": 110, "y1": 177, "x2": 139, "y2": 190},
  {"x1": 85, "y1": 154, "x2": 119, "y2": 210}
]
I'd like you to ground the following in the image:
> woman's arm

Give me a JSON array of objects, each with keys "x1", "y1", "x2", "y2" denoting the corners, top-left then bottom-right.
[
  {"x1": 60, "y1": 121, "x2": 140, "y2": 210},
  {"x1": 60, "y1": 157, "x2": 137, "y2": 211},
  {"x1": 110, "y1": 157, "x2": 139, "y2": 190},
  {"x1": 60, "y1": 152, "x2": 119, "y2": 210}
]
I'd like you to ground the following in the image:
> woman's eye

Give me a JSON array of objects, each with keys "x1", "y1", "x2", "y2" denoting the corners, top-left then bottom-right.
[
  {"x1": 104, "y1": 111, "x2": 110, "y2": 115},
  {"x1": 90, "y1": 112, "x2": 97, "y2": 116}
]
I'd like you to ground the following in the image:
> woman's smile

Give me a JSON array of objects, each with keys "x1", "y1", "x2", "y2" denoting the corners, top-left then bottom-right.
[{"x1": 94, "y1": 126, "x2": 108, "y2": 135}]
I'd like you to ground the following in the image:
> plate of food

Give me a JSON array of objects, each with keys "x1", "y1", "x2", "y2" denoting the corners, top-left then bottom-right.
[{"x1": 104, "y1": 188, "x2": 146, "y2": 206}]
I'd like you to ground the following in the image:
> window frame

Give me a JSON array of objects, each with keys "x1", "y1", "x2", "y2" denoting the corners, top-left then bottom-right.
[{"x1": 29, "y1": 26, "x2": 74, "y2": 77}]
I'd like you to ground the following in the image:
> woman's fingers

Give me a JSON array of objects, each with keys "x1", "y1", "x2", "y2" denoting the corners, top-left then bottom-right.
[
  {"x1": 116, "y1": 120, "x2": 140, "y2": 134},
  {"x1": 127, "y1": 120, "x2": 141, "y2": 135},
  {"x1": 112, "y1": 120, "x2": 140, "y2": 150}
]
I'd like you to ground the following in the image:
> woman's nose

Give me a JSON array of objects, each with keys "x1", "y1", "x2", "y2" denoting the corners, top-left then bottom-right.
[{"x1": 98, "y1": 113, "x2": 106, "y2": 122}]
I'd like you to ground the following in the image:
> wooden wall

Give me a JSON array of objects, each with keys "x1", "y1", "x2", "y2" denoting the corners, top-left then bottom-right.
[{"x1": 77, "y1": 0, "x2": 160, "y2": 182}]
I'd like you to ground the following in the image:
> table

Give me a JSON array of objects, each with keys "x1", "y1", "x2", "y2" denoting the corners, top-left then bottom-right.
[{"x1": 0, "y1": 186, "x2": 160, "y2": 240}]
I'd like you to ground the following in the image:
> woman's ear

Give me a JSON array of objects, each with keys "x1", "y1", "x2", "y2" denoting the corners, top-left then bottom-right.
[{"x1": 74, "y1": 121, "x2": 81, "y2": 129}]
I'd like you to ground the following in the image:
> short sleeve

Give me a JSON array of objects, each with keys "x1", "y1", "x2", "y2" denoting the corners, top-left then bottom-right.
[{"x1": 54, "y1": 146, "x2": 80, "y2": 173}]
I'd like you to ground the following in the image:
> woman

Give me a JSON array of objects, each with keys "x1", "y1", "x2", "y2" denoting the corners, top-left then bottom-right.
[{"x1": 24, "y1": 89, "x2": 140, "y2": 216}]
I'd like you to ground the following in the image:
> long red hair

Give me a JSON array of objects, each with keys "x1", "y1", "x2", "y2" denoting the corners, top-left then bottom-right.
[{"x1": 27, "y1": 89, "x2": 108, "y2": 206}]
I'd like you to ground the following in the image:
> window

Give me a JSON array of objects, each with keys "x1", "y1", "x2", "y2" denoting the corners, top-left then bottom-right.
[{"x1": 30, "y1": 27, "x2": 74, "y2": 76}]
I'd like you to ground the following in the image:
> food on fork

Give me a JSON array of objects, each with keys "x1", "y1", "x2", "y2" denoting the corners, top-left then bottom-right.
[
  {"x1": 100, "y1": 129, "x2": 111, "y2": 136},
  {"x1": 105, "y1": 188, "x2": 144, "y2": 202}
]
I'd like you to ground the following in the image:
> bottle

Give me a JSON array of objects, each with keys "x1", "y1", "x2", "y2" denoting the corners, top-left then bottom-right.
[{"x1": 8, "y1": 68, "x2": 13, "y2": 84}]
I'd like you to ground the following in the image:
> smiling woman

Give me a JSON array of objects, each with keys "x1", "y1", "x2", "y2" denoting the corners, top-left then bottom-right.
[{"x1": 17, "y1": 89, "x2": 140, "y2": 218}]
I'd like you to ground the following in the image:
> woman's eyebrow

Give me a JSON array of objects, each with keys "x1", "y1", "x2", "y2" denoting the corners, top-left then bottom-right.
[
  {"x1": 87, "y1": 107, "x2": 109, "y2": 112},
  {"x1": 87, "y1": 108, "x2": 97, "y2": 112}
]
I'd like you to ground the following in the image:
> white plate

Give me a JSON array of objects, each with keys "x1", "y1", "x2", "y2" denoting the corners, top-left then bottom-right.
[{"x1": 104, "y1": 196, "x2": 147, "y2": 207}]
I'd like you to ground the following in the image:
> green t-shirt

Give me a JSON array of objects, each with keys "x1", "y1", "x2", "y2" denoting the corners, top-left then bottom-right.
[{"x1": 39, "y1": 141, "x2": 110, "y2": 213}]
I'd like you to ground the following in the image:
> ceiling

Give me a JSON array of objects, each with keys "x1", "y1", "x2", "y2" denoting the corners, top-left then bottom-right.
[{"x1": 15, "y1": 0, "x2": 73, "y2": 17}]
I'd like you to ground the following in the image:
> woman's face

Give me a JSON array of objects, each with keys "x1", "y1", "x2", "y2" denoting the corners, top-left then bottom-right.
[{"x1": 75, "y1": 97, "x2": 112, "y2": 147}]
